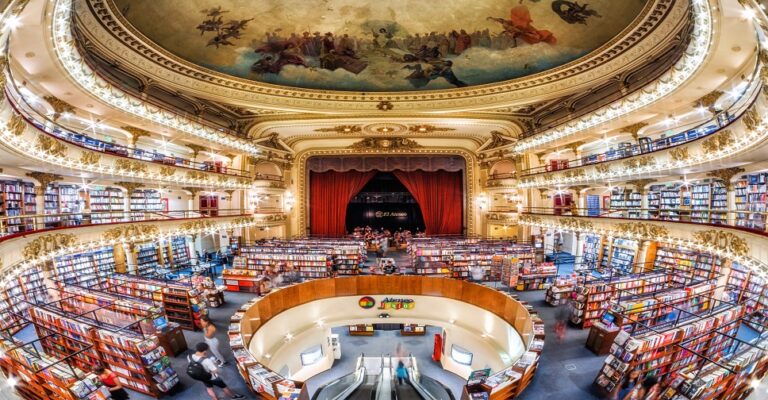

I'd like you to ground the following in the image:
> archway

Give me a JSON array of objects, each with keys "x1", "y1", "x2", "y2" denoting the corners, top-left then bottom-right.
[{"x1": 345, "y1": 172, "x2": 425, "y2": 233}]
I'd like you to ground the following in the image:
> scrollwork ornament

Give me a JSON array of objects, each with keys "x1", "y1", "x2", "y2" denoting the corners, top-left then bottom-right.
[
  {"x1": 692, "y1": 230, "x2": 749, "y2": 257},
  {"x1": 615, "y1": 222, "x2": 669, "y2": 239},
  {"x1": 22, "y1": 234, "x2": 78, "y2": 259}
]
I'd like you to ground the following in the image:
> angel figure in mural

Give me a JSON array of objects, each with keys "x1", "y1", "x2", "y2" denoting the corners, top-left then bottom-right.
[
  {"x1": 250, "y1": 43, "x2": 308, "y2": 74},
  {"x1": 551, "y1": 1, "x2": 602, "y2": 24},
  {"x1": 197, "y1": 7, "x2": 253, "y2": 48},
  {"x1": 487, "y1": 5, "x2": 557, "y2": 47},
  {"x1": 402, "y1": 59, "x2": 467, "y2": 88}
]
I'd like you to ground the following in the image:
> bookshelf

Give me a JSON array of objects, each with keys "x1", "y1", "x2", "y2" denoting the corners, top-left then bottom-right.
[
  {"x1": 653, "y1": 245, "x2": 722, "y2": 285},
  {"x1": 53, "y1": 247, "x2": 116, "y2": 288},
  {"x1": 691, "y1": 182, "x2": 728, "y2": 224},
  {"x1": 161, "y1": 237, "x2": 190, "y2": 270},
  {"x1": 135, "y1": 242, "x2": 162, "y2": 277},
  {"x1": 500, "y1": 249, "x2": 536, "y2": 288},
  {"x1": 130, "y1": 190, "x2": 163, "y2": 212},
  {"x1": 545, "y1": 276, "x2": 577, "y2": 306},
  {"x1": 516, "y1": 262, "x2": 557, "y2": 291},
  {"x1": 593, "y1": 306, "x2": 745, "y2": 397},
  {"x1": 1, "y1": 180, "x2": 36, "y2": 234},
  {"x1": 348, "y1": 324, "x2": 374, "y2": 336},
  {"x1": 43, "y1": 185, "x2": 83, "y2": 228},
  {"x1": 609, "y1": 188, "x2": 642, "y2": 218},
  {"x1": 569, "y1": 272, "x2": 668, "y2": 329},
  {"x1": 88, "y1": 187, "x2": 125, "y2": 224},
  {"x1": 726, "y1": 262, "x2": 767, "y2": 322},
  {"x1": 598, "y1": 238, "x2": 638, "y2": 274},
  {"x1": 734, "y1": 172, "x2": 768, "y2": 230},
  {"x1": 400, "y1": 324, "x2": 426, "y2": 336}
]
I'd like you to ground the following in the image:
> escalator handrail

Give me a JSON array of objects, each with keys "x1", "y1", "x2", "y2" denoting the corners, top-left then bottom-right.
[
  {"x1": 407, "y1": 356, "x2": 435, "y2": 400},
  {"x1": 331, "y1": 366, "x2": 367, "y2": 400}
]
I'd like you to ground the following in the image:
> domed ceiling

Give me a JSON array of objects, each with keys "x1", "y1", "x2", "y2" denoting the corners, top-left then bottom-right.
[{"x1": 111, "y1": 0, "x2": 649, "y2": 92}]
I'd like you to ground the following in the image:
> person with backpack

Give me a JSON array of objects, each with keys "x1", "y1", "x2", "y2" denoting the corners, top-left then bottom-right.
[{"x1": 187, "y1": 342, "x2": 245, "y2": 400}]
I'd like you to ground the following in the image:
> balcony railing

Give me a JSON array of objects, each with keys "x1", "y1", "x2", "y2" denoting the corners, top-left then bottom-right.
[
  {"x1": 0, "y1": 209, "x2": 273, "y2": 239},
  {"x1": 520, "y1": 74, "x2": 759, "y2": 176},
  {"x1": 522, "y1": 206, "x2": 768, "y2": 234}
]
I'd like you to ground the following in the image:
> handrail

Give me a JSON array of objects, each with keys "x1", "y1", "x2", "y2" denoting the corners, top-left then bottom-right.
[
  {"x1": 520, "y1": 71, "x2": 762, "y2": 176},
  {"x1": 0, "y1": 209, "x2": 275, "y2": 240},
  {"x1": 407, "y1": 355, "x2": 435, "y2": 400},
  {"x1": 330, "y1": 359, "x2": 366, "y2": 400},
  {"x1": 2, "y1": 78, "x2": 264, "y2": 179}
]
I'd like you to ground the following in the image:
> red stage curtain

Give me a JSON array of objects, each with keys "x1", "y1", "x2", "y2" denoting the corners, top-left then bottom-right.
[
  {"x1": 310, "y1": 170, "x2": 376, "y2": 237},
  {"x1": 393, "y1": 170, "x2": 463, "y2": 235}
]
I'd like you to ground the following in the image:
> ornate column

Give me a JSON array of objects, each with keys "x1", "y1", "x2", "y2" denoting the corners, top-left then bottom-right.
[
  {"x1": 636, "y1": 240, "x2": 652, "y2": 273},
  {"x1": 706, "y1": 167, "x2": 745, "y2": 225},
  {"x1": 565, "y1": 141, "x2": 585, "y2": 165},
  {"x1": 123, "y1": 243, "x2": 138, "y2": 275},
  {"x1": 620, "y1": 122, "x2": 649, "y2": 141},
  {"x1": 114, "y1": 182, "x2": 144, "y2": 215},
  {"x1": 626, "y1": 179, "x2": 656, "y2": 218},
  {"x1": 185, "y1": 144, "x2": 208, "y2": 162},
  {"x1": 183, "y1": 187, "x2": 202, "y2": 211},
  {"x1": 574, "y1": 232, "x2": 584, "y2": 262}
]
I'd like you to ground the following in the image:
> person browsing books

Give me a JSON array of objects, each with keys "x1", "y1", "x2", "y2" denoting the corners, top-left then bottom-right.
[
  {"x1": 201, "y1": 315, "x2": 227, "y2": 366},
  {"x1": 94, "y1": 365, "x2": 129, "y2": 400},
  {"x1": 187, "y1": 342, "x2": 245, "y2": 400}
]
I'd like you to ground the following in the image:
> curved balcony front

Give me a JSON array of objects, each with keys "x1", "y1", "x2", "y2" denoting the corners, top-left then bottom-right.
[{"x1": 519, "y1": 208, "x2": 768, "y2": 280}]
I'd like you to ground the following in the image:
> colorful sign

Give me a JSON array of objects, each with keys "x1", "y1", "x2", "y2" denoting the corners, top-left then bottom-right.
[
  {"x1": 358, "y1": 296, "x2": 376, "y2": 309},
  {"x1": 377, "y1": 297, "x2": 415, "y2": 310}
]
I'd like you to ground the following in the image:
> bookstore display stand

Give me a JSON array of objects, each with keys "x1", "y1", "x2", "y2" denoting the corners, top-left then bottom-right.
[
  {"x1": 400, "y1": 324, "x2": 426, "y2": 336},
  {"x1": 585, "y1": 321, "x2": 621, "y2": 356},
  {"x1": 348, "y1": 324, "x2": 375, "y2": 336}
]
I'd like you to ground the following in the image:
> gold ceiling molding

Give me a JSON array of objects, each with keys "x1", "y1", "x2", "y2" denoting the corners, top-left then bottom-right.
[
  {"x1": 701, "y1": 129, "x2": 735, "y2": 154},
  {"x1": 113, "y1": 181, "x2": 143, "y2": 194},
  {"x1": 537, "y1": 188, "x2": 549, "y2": 200},
  {"x1": 115, "y1": 159, "x2": 149, "y2": 174},
  {"x1": 620, "y1": 122, "x2": 648, "y2": 139},
  {"x1": 159, "y1": 166, "x2": 176, "y2": 177},
  {"x1": 564, "y1": 141, "x2": 586, "y2": 154},
  {"x1": 43, "y1": 96, "x2": 75, "y2": 121},
  {"x1": 615, "y1": 222, "x2": 669, "y2": 238},
  {"x1": 668, "y1": 146, "x2": 690, "y2": 162},
  {"x1": 180, "y1": 220, "x2": 217, "y2": 232},
  {"x1": 26, "y1": 172, "x2": 63, "y2": 189},
  {"x1": 186, "y1": 171, "x2": 208, "y2": 180},
  {"x1": 560, "y1": 218, "x2": 593, "y2": 231},
  {"x1": 706, "y1": 167, "x2": 745, "y2": 189},
  {"x1": 569, "y1": 185, "x2": 591, "y2": 192},
  {"x1": 347, "y1": 137, "x2": 423, "y2": 151},
  {"x1": 595, "y1": 164, "x2": 612, "y2": 174},
  {"x1": 562, "y1": 169, "x2": 586, "y2": 179},
  {"x1": 121, "y1": 126, "x2": 152, "y2": 146},
  {"x1": 102, "y1": 224, "x2": 159, "y2": 241},
  {"x1": 742, "y1": 108, "x2": 762, "y2": 131},
  {"x1": 408, "y1": 125, "x2": 456, "y2": 134},
  {"x1": 376, "y1": 101, "x2": 394, "y2": 111},
  {"x1": 484, "y1": 131, "x2": 516, "y2": 150},
  {"x1": 22, "y1": 233, "x2": 78, "y2": 259},
  {"x1": 693, "y1": 230, "x2": 749, "y2": 257},
  {"x1": 80, "y1": 150, "x2": 101, "y2": 165},
  {"x1": 486, "y1": 212, "x2": 517, "y2": 222},
  {"x1": 694, "y1": 90, "x2": 724, "y2": 112},
  {"x1": 313, "y1": 125, "x2": 362, "y2": 134},
  {"x1": 36, "y1": 135, "x2": 68, "y2": 157}
]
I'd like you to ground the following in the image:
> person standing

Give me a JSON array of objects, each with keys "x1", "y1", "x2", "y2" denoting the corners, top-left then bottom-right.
[
  {"x1": 201, "y1": 315, "x2": 227, "y2": 366},
  {"x1": 187, "y1": 342, "x2": 245, "y2": 400},
  {"x1": 395, "y1": 361, "x2": 408, "y2": 385},
  {"x1": 94, "y1": 365, "x2": 129, "y2": 400},
  {"x1": 616, "y1": 370, "x2": 641, "y2": 400}
]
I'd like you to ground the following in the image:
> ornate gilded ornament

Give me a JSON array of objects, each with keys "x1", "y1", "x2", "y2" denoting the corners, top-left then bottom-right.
[
  {"x1": 668, "y1": 146, "x2": 690, "y2": 162},
  {"x1": 22, "y1": 233, "x2": 78, "y2": 259},
  {"x1": 113, "y1": 181, "x2": 144, "y2": 194},
  {"x1": 625, "y1": 179, "x2": 656, "y2": 193},
  {"x1": 694, "y1": 90, "x2": 724, "y2": 112},
  {"x1": 232, "y1": 216, "x2": 256, "y2": 225},
  {"x1": 185, "y1": 144, "x2": 208, "y2": 158},
  {"x1": 701, "y1": 130, "x2": 735, "y2": 154},
  {"x1": 6, "y1": 115, "x2": 28, "y2": 136},
  {"x1": 269, "y1": 181, "x2": 286, "y2": 189},
  {"x1": 519, "y1": 215, "x2": 542, "y2": 225},
  {"x1": 616, "y1": 222, "x2": 669, "y2": 238},
  {"x1": 559, "y1": 218, "x2": 593, "y2": 231},
  {"x1": 36, "y1": 135, "x2": 68, "y2": 157},
  {"x1": 159, "y1": 166, "x2": 176, "y2": 177},
  {"x1": 121, "y1": 126, "x2": 152, "y2": 146},
  {"x1": 43, "y1": 96, "x2": 75, "y2": 121},
  {"x1": 26, "y1": 172, "x2": 63, "y2": 189},
  {"x1": 484, "y1": 131, "x2": 516, "y2": 150},
  {"x1": 102, "y1": 224, "x2": 159, "y2": 241},
  {"x1": 181, "y1": 220, "x2": 217, "y2": 232},
  {"x1": 347, "y1": 137, "x2": 422, "y2": 150},
  {"x1": 623, "y1": 156, "x2": 655, "y2": 169},
  {"x1": 80, "y1": 151, "x2": 101, "y2": 165},
  {"x1": 741, "y1": 107, "x2": 762, "y2": 131},
  {"x1": 706, "y1": 167, "x2": 745, "y2": 190},
  {"x1": 314, "y1": 125, "x2": 362, "y2": 134},
  {"x1": 182, "y1": 187, "x2": 202, "y2": 196},
  {"x1": 186, "y1": 171, "x2": 208, "y2": 180},
  {"x1": 563, "y1": 169, "x2": 586, "y2": 179},
  {"x1": 115, "y1": 159, "x2": 148, "y2": 174},
  {"x1": 408, "y1": 125, "x2": 456, "y2": 134},
  {"x1": 376, "y1": 101, "x2": 394, "y2": 111},
  {"x1": 595, "y1": 163, "x2": 612, "y2": 174},
  {"x1": 620, "y1": 122, "x2": 648, "y2": 140},
  {"x1": 692, "y1": 230, "x2": 749, "y2": 257}
]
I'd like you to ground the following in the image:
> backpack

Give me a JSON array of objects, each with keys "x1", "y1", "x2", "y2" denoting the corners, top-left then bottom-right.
[{"x1": 187, "y1": 357, "x2": 212, "y2": 381}]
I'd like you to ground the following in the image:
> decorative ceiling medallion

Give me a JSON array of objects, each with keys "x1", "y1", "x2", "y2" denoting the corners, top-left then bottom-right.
[
  {"x1": 347, "y1": 137, "x2": 423, "y2": 150},
  {"x1": 362, "y1": 123, "x2": 409, "y2": 135}
]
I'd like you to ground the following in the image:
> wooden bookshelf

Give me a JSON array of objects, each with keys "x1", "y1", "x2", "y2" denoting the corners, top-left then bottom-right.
[
  {"x1": 130, "y1": 189, "x2": 163, "y2": 212},
  {"x1": 52, "y1": 247, "x2": 116, "y2": 288},
  {"x1": 348, "y1": 324, "x2": 374, "y2": 336},
  {"x1": 87, "y1": 187, "x2": 125, "y2": 224}
]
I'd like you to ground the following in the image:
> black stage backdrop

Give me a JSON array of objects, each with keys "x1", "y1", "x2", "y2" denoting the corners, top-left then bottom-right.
[{"x1": 345, "y1": 172, "x2": 425, "y2": 233}]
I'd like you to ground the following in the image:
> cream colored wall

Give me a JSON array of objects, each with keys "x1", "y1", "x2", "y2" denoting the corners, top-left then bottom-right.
[{"x1": 249, "y1": 295, "x2": 525, "y2": 381}]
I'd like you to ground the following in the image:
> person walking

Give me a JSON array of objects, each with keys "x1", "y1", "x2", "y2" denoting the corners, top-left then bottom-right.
[
  {"x1": 94, "y1": 365, "x2": 129, "y2": 400},
  {"x1": 187, "y1": 342, "x2": 245, "y2": 400},
  {"x1": 201, "y1": 315, "x2": 227, "y2": 366},
  {"x1": 395, "y1": 361, "x2": 408, "y2": 385}
]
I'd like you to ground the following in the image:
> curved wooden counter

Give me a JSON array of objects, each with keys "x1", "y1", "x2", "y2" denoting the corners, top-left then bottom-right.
[{"x1": 229, "y1": 276, "x2": 544, "y2": 400}]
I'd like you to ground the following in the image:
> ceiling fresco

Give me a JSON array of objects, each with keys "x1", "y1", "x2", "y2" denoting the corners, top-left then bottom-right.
[{"x1": 112, "y1": 0, "x2": 649, "y2": 92}]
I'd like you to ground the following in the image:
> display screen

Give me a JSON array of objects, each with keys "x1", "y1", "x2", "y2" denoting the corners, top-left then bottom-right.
[
  {"x1": 300, "y1": 345, "x2": 323, "y2": 366},
  {"x1": 601, "y1": 312, "x2": 616, "y2": 327},
  {"x1": 451, "y1": 345, "x2": 473, "y2": 366},
  {"x1": 153, "y1": 316, "x2": 168, "y2": 330}
]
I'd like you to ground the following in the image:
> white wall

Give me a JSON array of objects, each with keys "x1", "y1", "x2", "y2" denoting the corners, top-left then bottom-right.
[{"x1": 249, "y1": 295, "x2": 525, "y2": 382}]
